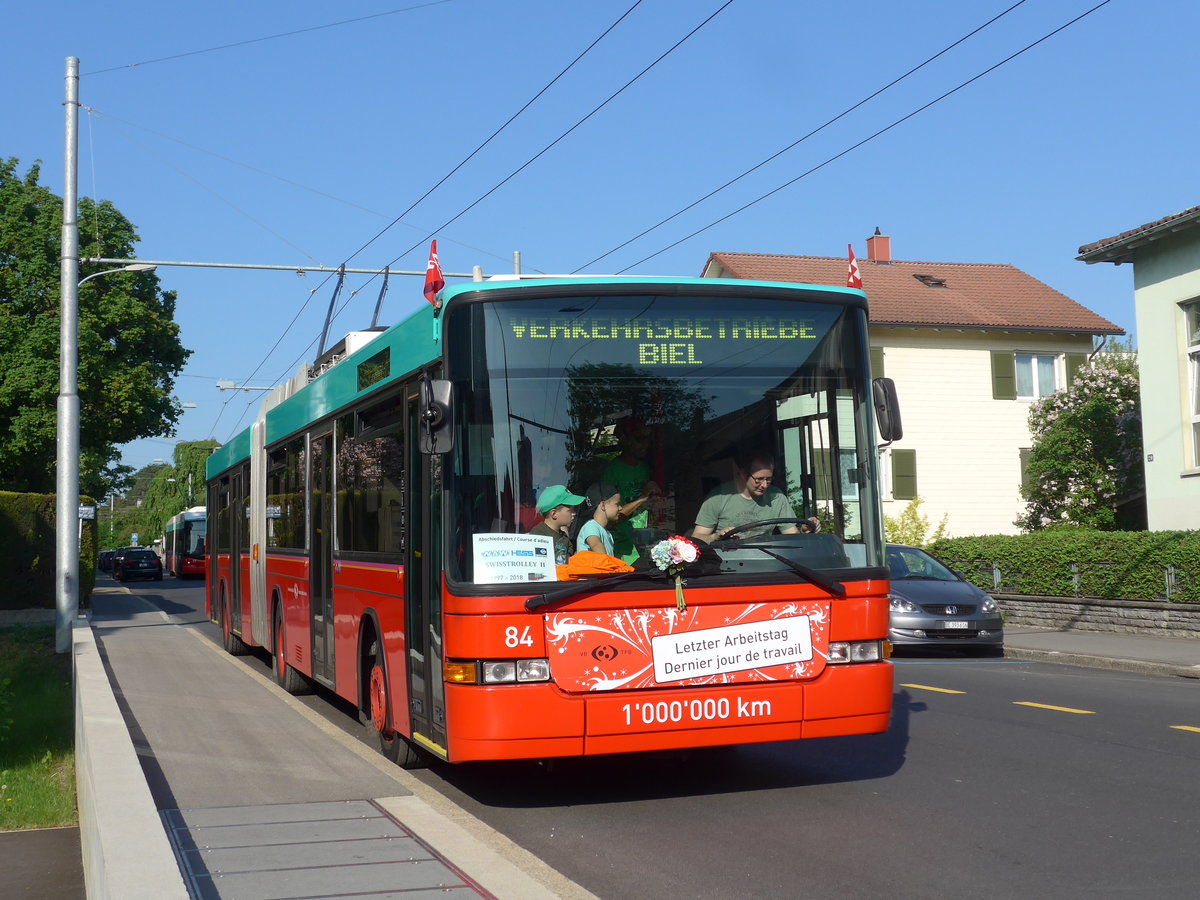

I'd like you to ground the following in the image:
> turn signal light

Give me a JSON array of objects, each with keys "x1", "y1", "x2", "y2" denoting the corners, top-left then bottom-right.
[{"x1": 444, "y1": 661, "x2": 477, "y2": 684}]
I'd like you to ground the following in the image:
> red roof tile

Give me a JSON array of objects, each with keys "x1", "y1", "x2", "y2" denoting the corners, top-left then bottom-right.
[{"x1": 703, "y1": 252, "x2": 1122, "y2": 335}]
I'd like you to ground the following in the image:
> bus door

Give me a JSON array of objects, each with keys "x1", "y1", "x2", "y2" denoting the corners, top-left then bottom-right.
[
  {"x1": 229, "y1": 467, "x2": 246, "y2": 631},
  {"x1": 309, "y1": 431, "x2": 335, "y2": 686},
  {"x1": 404, "y1": 389, "x2": 448, "y2": 754}
]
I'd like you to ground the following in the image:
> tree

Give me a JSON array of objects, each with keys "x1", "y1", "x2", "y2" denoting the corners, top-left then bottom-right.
[
  {"x1": 0, "y1": 157, "x2": 191, "y2": 498},
  {"x1": 100, "y1": 441, "x2": 217, "y2": 548},
  {"x1": 884, "y1": 496, "x2": 948, "y2": 547},
  {"x1": 1016, "y1": 345, "x2": 1142, "y2": 532}
]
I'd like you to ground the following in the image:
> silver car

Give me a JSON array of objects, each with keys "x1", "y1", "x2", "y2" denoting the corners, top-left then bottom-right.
[{"x1": 887, "y1": 544, "x2": 1003, "y2": 653}]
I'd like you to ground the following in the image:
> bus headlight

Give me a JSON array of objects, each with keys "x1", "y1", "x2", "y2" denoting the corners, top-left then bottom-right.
[
  {"x1": 827, "y1": 641, "x2": 883, "y2": 663},
  {"x1": 480, "y1": 659, "x2": 551, "y2": 684}
]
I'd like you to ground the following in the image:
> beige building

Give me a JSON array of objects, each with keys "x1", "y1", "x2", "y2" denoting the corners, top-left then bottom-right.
[
  {"x1": 703, "y1": 233, "x2": 1123, "y2": 537},
  {"x1": 1078, "y1": 206, "x2": 1200, "y2": 531}
]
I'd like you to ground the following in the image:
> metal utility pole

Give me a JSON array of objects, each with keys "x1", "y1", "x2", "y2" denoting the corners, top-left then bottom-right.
[{"x1": 56, "y1": 57, "x2": 80, "y2": 653}]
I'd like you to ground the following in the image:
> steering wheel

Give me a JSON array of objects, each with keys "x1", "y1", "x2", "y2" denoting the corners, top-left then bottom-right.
[{"x1": 716, "y1": 517, "x2": 809, "y2": 543}]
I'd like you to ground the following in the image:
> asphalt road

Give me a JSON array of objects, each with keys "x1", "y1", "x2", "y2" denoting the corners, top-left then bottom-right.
[{"x1": 123, "y1": 576, "x2": 1200, "y2": 900}]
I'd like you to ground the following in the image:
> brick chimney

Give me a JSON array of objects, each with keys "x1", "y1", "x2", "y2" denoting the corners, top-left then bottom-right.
[{"x1": 866, "y1": 227, "x2": 891, "y2": 263}]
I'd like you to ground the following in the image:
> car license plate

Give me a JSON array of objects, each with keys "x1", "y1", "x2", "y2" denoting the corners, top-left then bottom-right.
[{"x1": 942, "y1": 620, "x2": 969, "y2": 629}]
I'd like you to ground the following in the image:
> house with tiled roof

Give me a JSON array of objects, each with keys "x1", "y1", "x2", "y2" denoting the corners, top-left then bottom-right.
[
  {"x1": 703, "y1": 233, "x2": 1124, "y2": 537},
  {"x1": 1078, "y1": 205, "x2": 1200, "y2": 531}
]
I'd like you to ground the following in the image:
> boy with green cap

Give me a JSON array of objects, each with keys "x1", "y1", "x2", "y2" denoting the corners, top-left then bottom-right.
[{"x1": 530, "y1": 484, "x2": 585, "y2": 564}]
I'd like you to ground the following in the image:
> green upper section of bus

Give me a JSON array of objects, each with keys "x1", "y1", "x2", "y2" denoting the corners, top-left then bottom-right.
[{"x1": 206, "y1": 277, "x2": 865, "y2": 479}]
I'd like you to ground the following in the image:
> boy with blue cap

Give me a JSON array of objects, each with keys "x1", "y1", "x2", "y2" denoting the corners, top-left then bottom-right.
[{"x1": 531, "y1": 485, "x2": 585, "y2": 564}]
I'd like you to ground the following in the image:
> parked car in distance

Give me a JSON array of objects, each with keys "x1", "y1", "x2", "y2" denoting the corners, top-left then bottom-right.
[
  {"x1": 113, "y1": 547, "x2": 163, "y2": 582},
  {"x1": 887, "y1": 544, "x2": 1003, "y2": 653},
  {"x1": 98, "y1": 549, "x2": 115, "y2": 571}
]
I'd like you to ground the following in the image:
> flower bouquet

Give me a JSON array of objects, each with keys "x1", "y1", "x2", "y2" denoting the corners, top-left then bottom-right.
[{"x1": 649, "y1": 535, "x2": 700, "y2": 611}]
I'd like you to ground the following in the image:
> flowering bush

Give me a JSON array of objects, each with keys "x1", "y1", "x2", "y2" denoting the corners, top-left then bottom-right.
[
  {"x1": 1017, "y1": 356, "x2": 1143, "y2": 532},
  {"x1": 649, "y1": 535, "x2": 699, "y2": 610}
]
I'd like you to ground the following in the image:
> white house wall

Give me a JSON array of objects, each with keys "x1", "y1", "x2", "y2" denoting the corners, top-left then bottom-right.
[
  {"x1": 874, "y1": 328, "x2": 1095, "y2": 537},
  {"x1": 1130, "y1": 233, "x2": 1200, "y2": 530}
]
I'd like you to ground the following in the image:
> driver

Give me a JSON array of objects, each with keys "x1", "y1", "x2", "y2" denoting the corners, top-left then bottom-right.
[{"x1": 691, "y1": 454, "x2": 799, "y2": 543}]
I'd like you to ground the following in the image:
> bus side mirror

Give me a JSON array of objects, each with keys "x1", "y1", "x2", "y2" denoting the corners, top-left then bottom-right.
[
  {"x1": 419, "y1": 377, "x2": 454, "y2": 454},
  {"x1": 873, "y1": 377, "x2": 903, "y2": 443}
]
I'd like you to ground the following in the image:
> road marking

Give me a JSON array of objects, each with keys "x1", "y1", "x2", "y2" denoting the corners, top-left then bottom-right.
[
  {"x1": 1013, "y1": 701, "x2": 1095, "y2": 715},
  {"x1": 900, "y1": 683, "x2": 965, "y2": 694},
  {"x1": 1170, "y1": 725, "x2": 1200, "y2": 733}
]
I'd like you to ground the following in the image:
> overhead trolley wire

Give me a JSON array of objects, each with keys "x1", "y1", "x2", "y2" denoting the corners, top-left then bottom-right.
[
  {"x1": 573, "y1": 0, "x2": 1034, "y2": 273},
  {"x1": 372, "y1": 0, "x2": 738, "y2": 282},
  {"x1": 214, "y1": 0, "x2": 659, "y2": 441},
  {"x1": 84, "y1": 1, "x2": 460, "y2": 75},
  {"x1": 615, "y1": 0, "x2": 1117, "y2": 273},
  {"x1": 335, "y1": 0, "x2": 652, "y2": 274}
]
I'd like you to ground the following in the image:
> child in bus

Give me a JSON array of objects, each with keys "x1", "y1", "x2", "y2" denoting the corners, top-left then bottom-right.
[
  {"x1": 577, "y1": 482, "x2": 620, "y2": 556},
  {"x1": 530, "y1": 484, "x2": 585, "y2": 565}
]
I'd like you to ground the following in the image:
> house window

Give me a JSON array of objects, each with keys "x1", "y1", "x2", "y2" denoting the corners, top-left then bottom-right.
[
  {"x1": 1015, "y1": 354, "x2": 1058, "y2": 398},
  {"x1": 1186, "y1": 300, "x2": 1200, "y2": 467}
]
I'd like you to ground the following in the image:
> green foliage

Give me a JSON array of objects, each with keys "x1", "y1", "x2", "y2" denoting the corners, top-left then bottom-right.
[
  {"x1": 0, "y1": 625, "x2": 76, "y2": 829},
  {"x1": 100, "y1": 440, "x2": 216, "y2": 549},
  {"x1": 929, "y1": 530, "x2": 1200, "y2": 604},
  {"x1": 883, "y1": 496, "x2": 947, "y2": 548},
  {"x1": 1017, "y1": 351, "x2": 1142, "y2": 532},
  {"x1": 0, "y1": 157, "x2": 192, "y2": 498},
  {"x1": 0, "y1": 491, "x2": 96, "y2": 609}
]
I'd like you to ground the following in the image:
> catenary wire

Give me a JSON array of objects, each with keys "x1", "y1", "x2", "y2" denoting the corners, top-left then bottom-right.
[
  {"x1": 84, "y1": 1, "x2": 459, "y2": 75},
  {"x1": 572, "y1": 0, "x2": 1033, "y2": 273},
  {"x1": 615, "y1": 0, "x2": 1116, "y2": 273}
]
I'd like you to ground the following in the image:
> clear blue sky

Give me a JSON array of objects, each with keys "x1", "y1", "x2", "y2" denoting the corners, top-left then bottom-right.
[{"x1": 6, "y1": 0, "x2": 1193, "y2": 474}]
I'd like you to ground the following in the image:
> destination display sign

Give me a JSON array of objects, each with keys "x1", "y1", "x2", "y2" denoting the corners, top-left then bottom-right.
[{"x1": 503, "y1": 314, "x2": 819, "y2": 367}]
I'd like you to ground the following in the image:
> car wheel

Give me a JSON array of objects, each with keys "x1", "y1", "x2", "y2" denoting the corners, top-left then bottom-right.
[{"x1": 365, "y1": 640, "x2": 425, "y2": 770}]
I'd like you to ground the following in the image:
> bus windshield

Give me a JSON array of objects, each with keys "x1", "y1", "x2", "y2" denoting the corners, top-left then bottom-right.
[{"x1": 444, "y1": 291, "x2": 883, "y2": 586}]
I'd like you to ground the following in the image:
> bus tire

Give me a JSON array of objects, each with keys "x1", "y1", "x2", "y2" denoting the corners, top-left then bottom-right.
[
  {"x1": 220, "y1": 590, "x2": 250, "y2": 656},
  {"x1": 365, "y1": 640, "x2": 425, "y2": 770},
  {"x1": 272, "y1": 603, "x2": 308, "y2": 694}
]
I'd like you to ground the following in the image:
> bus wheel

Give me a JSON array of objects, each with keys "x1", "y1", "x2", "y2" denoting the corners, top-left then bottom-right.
[
  {"x1": 366, "y1": 648, "x2": 425, "y2": 770},
  {"x1": 221, "y1": 593, "x2": 249, "y2": 656},
  {"x1": 272, "y1": 604, "x2": 308, "y2": 694}
]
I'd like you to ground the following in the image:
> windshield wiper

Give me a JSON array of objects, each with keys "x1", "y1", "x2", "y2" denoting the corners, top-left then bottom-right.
[
  {"x1": 524, "y1": 570, "x2": 660, "y2": 611},
  {"x1": 730, "y1": 543, "x2": 846, "y2": 597}
]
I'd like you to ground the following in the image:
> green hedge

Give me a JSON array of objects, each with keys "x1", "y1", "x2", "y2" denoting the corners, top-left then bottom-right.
[
  {"x1": 0, "y1": 491, "x2": 96, "y2": 611},
  {"x1": 928, "y1": 531, "x2": 1200, "y2": 604}
]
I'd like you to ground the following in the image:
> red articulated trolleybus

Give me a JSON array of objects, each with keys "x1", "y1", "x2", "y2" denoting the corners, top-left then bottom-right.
[
  {"x1": 164, "y1": 506, "x2": 207, "y2": 578},
  {"x1": 206, "y1": 276, "x2": 903, "y2": 767}
]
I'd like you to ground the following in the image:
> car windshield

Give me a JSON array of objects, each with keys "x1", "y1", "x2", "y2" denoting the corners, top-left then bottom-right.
[
  {"x1": 887, "y1": 546, "x2": 958, "y2": 582},
  {"x1": 126, "y1": 550, "x2": 157, "y2": 561}
]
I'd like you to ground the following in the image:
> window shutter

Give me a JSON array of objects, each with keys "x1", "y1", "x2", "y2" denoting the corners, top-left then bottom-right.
[
  {"x1": 891, "y1": 449, "x2": 917, "y2": 500},
  {"x1": 991, "y1": 352, "x2": 1016, "y2": 400},
  {"x1": 870, "y1": 346, "x2": 885, "y2": 379},
  {"x1": 1065, "y1": 353, "x2": 1087, "y2": 387}
]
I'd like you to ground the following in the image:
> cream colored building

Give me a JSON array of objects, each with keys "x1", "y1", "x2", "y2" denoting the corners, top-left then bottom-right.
[
  {"x1": 1078, "y1": 206, "x2": 1200, "y2": 531},
  {"x1": 703, "y1": 233, "x2": 1123, "y2": 537}
]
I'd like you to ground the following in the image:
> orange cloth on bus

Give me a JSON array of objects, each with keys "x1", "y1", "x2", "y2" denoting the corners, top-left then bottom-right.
[{"x1": 556, "y1": 551, "x2": 635, "y2": 580}]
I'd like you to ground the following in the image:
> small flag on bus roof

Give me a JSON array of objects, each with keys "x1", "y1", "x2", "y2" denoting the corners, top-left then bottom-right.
[
  {"x1": 423, "y1": 240, "x2": 445, "y2": 307},
  {"x1": 847, "y1": 244, "x2": 863, "y2": 290}
]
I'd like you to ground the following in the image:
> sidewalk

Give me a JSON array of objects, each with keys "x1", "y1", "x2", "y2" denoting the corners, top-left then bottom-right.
[
  {"x1": 3, "y1": 597, "x2": 1198, "y2": 899},
  {"x1": 1003, "y1": 625, "x2": 1200, "y2": 679}
]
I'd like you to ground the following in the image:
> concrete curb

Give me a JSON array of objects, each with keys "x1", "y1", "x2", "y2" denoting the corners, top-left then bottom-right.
[
  {"x1": 1004, "y1": 646, "x2": 1200, "y2": 680},
  {"x1": 73, "y1": 617, "x2": 189, "y2": 900}
]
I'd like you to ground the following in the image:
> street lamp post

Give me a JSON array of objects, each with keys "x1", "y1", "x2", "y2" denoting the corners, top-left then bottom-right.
[{"x1": 54, "y1": 249, "x2": 157, "y2": 652}]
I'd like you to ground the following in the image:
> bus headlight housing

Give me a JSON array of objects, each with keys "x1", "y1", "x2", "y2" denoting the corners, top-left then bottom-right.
[
  {"x1": 479, "y1": 658, "x2": 551, "y2": 684},
  {"x1": 827, "y1": 640, "x2": 884, "y2": 664}
]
